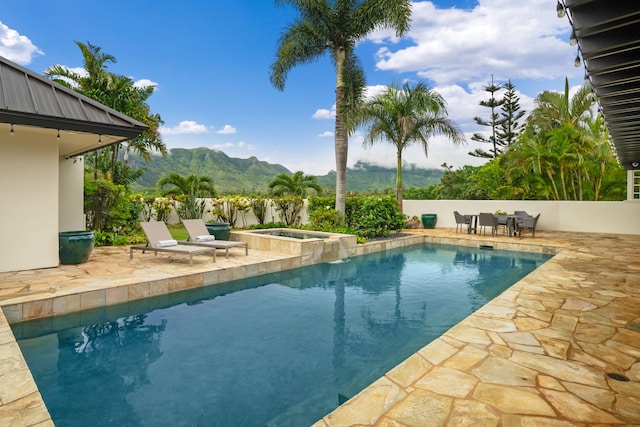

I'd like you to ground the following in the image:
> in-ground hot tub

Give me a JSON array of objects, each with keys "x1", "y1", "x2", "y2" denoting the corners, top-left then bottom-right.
[{"x1": 235, "y1": 228, "x2": 356, "y2": 264}]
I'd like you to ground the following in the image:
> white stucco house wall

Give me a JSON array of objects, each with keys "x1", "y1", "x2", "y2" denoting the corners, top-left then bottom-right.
[{"x1": 0, "y1": 55, "x2": 147, "y2": 272}]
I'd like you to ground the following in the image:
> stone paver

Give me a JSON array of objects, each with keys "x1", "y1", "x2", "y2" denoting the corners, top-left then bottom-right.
[
  {"x1": 318, "y1": 230, "x2": 640, "y2": 426},
  {"x1": 1, "y1": 229, "x2": 640, "y2": 426}
]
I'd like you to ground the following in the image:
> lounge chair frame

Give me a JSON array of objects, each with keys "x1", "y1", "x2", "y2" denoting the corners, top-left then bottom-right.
[
  {"x1": 130, "y1": 221, "x2": 217, "y2": 266},
  {"x1": 181, "y1": 219, "x2": 248, "y2": 258}
]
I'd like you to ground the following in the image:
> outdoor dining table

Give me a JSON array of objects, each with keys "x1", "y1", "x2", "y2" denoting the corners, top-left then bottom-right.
[
  {"x1": 496, "y1": 215, "x2": 520, "y2": 237},
  {"x1": 466, "y1": 214, "x2": 479, "y2": 234},
  {"x1": 468, "y1": 214, "x2": 519, "y2": 237},
  {"x1": 505, "y1": 215, "x2": 519, "y2": 237}
]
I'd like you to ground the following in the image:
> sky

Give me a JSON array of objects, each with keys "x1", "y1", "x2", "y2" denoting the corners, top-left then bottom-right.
[{"x1": 0, "y1": 0, "x2": 578, "y2": 175}]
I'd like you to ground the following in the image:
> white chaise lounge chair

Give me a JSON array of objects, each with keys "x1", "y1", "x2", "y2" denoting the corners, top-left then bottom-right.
[
  {"x1": 130, "y1": 221, "x2": 217, "y2": 266},
  {"x1": 181, "y1": 219, "x2": 248, "y2": 258}
]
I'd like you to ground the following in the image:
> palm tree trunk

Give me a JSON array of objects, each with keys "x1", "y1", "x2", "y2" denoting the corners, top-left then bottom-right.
[
  {"x1": 593, "y1": 160, "x2": 606, "y2": 201},
  {"x1": 334, "y1": 48, "x2": 348, "y2": 221},
  {"x1": 577, "y1": 171, "x2": 583, "y2": 200},
  {"x1": 545, "y1": 169, "x2": 560, "y2": 200},
  {"x1": 395, "y1": 150, "x2": 403, "y2": 212},
  {"x1": 110, "y1": 144, "x2": 119, "y2": 182}
]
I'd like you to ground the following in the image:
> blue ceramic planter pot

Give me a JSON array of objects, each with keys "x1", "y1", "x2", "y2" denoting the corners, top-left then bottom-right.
[
  {"x1": 205, "y1": 222, "x2": 231, "y2": 241},
  {"x1": 421, "y1": 214, "x2": 437, "y2": 229},
  {"x1": 59, "y1": 230, "x2": 94, "y2": 264}
]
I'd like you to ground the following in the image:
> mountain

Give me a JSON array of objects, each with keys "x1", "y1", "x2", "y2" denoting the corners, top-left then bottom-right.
[
  {"x1": 316, "y1": 160, "x2": 443, "y2": 192},
  {"x1": 129, "y1": 148, "x2": 443, "y2": 194},
  {"x1": 130, "y1": 147, "x2": 290, "y2": 193}
]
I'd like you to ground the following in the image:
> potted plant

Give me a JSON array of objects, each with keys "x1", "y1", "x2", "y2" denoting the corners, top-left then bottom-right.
[
  {"x1": 421, "y1": 213, "x2": 437, "y2": 229},
  {"x1": 59, "y1": 230, "x2": 94, "y2": 264},
  {"x1": 406, "y1": 215, "x2": 421, "y2": 229}
]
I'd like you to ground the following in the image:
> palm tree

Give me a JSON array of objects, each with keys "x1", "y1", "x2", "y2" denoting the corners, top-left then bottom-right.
[
  {"x1": 360, "y1": 82, "x2": 465, "y2": 210},
  {"x1": 157, "y1": 173, "x2": 216, "y2": 198},
  {"x1": 157, "y1": 173, "x2": 217, "y2": 220},
  {"x1": 526, "y1": 77, "x2": 594, "y2": 131},
  {"x1": 270, "y1": 0, "x2": 411, "y2": 218},
  {"x1": 268, "y1": 171, "x2": 323, "y2": 197},
  {"x1": 506, "y1": 77, "x2": 617, "y2": 201},
  {"x1": 45, "y1": 41, "x2": 166, "y2": 184},
  {"x1": 505, "y1": 127, "x2": 560, "y2": 200}
]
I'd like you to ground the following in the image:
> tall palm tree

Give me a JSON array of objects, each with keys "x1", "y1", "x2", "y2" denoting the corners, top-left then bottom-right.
[
  {"x1": 45, "y1": 41, "x2": 166, "y2": 184},
  {"x1": 507, "y1": 77, "x2": 616, "y2": 201},
  {"x1": 157, "y1": 173, "x2": 216, "y2": 198},
  {"x1": 526, "y1": 77, "x2": 594, "y2": 131},
  {"x1": 360, "y1": 81, "x2": 465, "y2": 210},
  {"x1": 270, "y1": 0, "x2": 412, "y2": 218},
  {"x1": 268, "y1": 171, "x2": 323, "y2": 197}
]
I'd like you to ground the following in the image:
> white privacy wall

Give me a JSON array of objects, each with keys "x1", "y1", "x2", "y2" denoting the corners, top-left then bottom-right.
[
  {"x1": 403, "y1": 200, "x2": 640, "y2": 235},
  {"x1": 59, "y1": 156, "x2": 85, "y2": 232},
  {"x1": 0, "y1": 134, "x2": 59, "y2": 271},
  {"x1": 168, "y1": 199, "x2": 640, "y2": 235}
]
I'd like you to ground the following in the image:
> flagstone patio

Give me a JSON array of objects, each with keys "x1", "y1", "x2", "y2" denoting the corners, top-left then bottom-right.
[{"x1": 1, "y1": 229, "x2": 639, "y2": 426}]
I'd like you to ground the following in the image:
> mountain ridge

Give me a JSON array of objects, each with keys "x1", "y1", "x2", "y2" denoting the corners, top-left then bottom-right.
[{"x1": 129, "y1": 147, "x2": 443, "y2": 193}]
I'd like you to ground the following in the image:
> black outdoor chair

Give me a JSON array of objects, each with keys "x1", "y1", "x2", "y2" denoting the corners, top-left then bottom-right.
[
  {"x1": 514, "y1": 210, "x2": 532, "y2": 220},
  {"x1": 518, "y1": 213, "x2": 541, "y2": 238},
  {"x1": 478, "y1": 213, "x2": 499, "y2": 236},
  {"x1": 496, "y1": 215, "x2": 509, "y2": 235},
  {"x1": 453, "y1": 211, "x2": 471, "y2": 233}
]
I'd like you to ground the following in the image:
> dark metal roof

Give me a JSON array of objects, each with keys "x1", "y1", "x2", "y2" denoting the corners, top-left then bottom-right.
[
  {"x1": 0, "y1": 55, "x2": 148, "y2": 157},
  {"x1": 564, "y1": 0, "x2": 640, "y2": 169}
]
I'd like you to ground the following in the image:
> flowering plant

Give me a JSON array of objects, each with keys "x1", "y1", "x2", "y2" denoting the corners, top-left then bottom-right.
[
  {"x1": 133, "y1": 195, "x2": 174, "y2": 222},
  {"x1": 208, "y1": 196, "x2": 250, "y2": 227},
  {"x1": 153, "y1": 197, "x2": 174, "y2": 222}
]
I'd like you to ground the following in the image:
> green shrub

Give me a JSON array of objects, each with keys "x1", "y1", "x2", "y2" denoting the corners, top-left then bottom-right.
[
  {"x1": 85, "y1": 178, "x2": 140, "y2": 233},
  {"x1": 308, "y1": 195, "x2": 405, "y2": 239},
  {"x1": 308, "y1": 207, "x2": 343, "y2": 230},
  {"x1": 92, "y1": 230, "x2": 137, "y2": 246},
  {"x1": 272, "y1": 196, "x2": 304, "y2": 226},
  {"x1": 353, "y1": 197, "x2": 406, "y2": 238}
]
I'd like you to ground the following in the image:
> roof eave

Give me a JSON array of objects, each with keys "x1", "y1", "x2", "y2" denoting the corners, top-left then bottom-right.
[{"x1": 0, "y1": 110, "x2": 148, "y2": 140}]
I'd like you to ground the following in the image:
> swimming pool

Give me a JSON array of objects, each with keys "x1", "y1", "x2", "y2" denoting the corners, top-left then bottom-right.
[{"x1": 12, "y1": 243, "x2": 551, "y2": 426}]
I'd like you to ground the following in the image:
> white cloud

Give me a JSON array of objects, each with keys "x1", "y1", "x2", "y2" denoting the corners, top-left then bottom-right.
[
  {"x1": 0, "y1": 21, "x2": 42, "y2": 64},
  {"x1": 210, "y1": 141, "x2": 256, "y2": 151},
  {"x1": 215, "y1": 124, "x2": 237, "y2": 134},
  {"x1": 370, "y1": 0, "x2": 575, "y2": 86},
  {"x1": 160, "y1": 120, "x2": 208, "y2": 135},
  {"x1": 349, "y1": 131, "x2": 487, "y2": 172},
  {"x1": 44, "y1": 65, "x2": 87, "y2": 88},
  {"x1": 237, "y1": 141, "x2": 257, "y2": 150},
  {"x1": 134, "y1": 78, "x2": 158, "y2": 88},
  {"x1": 59, "y1": 66, "x2": 87, "y2": 77},
  {"x1": 318, "y1": 131, "x2": 334, "y2": 137},
  {"x1": 312, "y1": 85, "x2": 389, "y2": 122},
  {"x1": 432, "y1": 83, "x2": 535, "y2": 133},
  {"x1": 211, "y1": 142, "x2": 234, "y2": 149},
  {"x1": 312, "y1": 105, "x2": 336, "y2": 120}
]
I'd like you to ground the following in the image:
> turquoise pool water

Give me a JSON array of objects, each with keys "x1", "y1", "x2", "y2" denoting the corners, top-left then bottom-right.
[{"x1": 13, "y1": 243, "x2": 551, "y2": 427}]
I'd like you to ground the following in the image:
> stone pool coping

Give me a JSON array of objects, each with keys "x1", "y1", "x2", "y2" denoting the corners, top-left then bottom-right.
[{"x1": 1, "y1": 229, "x2": 639, "y2": 425}]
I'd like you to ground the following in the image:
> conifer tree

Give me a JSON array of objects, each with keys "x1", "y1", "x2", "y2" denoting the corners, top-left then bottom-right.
[
  {"x1": 497, "y1": 80, "x2": 526, "y2": 147},
  {"x1": 469, "y1": 75, "x2": 505, "y2": 158}
]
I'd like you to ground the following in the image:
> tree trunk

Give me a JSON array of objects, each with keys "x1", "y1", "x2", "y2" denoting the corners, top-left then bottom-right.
[
  {"x1": 395, "y1": 150, "x2": 403, "y2": 212},
  {"x1": 334, "y1": 48, "x2": 348, "y2": 221}
]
